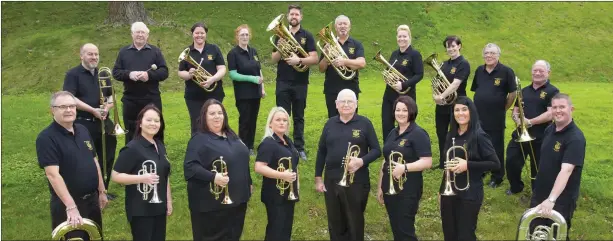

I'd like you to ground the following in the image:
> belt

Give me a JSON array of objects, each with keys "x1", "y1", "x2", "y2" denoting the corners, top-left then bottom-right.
[
  {"x1": 79, "y1": 190, "x2": 98, "y2": 200},
  {"x1": 77, "y1": 117, "x2": 99, "y2": 122}
]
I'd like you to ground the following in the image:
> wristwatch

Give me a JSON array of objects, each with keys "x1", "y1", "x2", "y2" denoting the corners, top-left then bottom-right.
[{"x1": 547, "y1": 197, "x2": 556, "y2": 203}]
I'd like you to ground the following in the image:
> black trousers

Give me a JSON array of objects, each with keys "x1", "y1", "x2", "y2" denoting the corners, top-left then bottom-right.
[
  {"x1": 323, "y1": 178, "x2": 369, "y2": 241},
  {"x1": 324, "y1": 93, "x2": 359, "y2": 118},
  {"x1": 529, "y1": 199, "x2": 576, "y2": 241},
  {"x1": 122, "y1": 98, "x2": 164, "y2": 145},
  {"x1": 76, "y1": 118, "x2": 117, "y2": 189},
  {"x1": 129, "y1": 215, "x2": 167, "y2": 241},
  {"x1": 190, "y1": 203, "x2": 247, "y2": 241},
  {"x1": 264, "y1": 201, "x2": 295, "y2": 241},
  {"x1": 276, "y1": 87, "x2": 307, "y2": 151},
  {"x1": 383, "y1": 192, "x2": 421, "y2": 241},
  {"x1": 235, "y1": 98, "x2": 261, "y2": 150},
  {"x1": 506, "y1": 138, "x2": 542, "y2": 193},
  {"x1": 435, "y1": 105, "x2": 452, "y2": 169},
  {"x1": 484, "y1": 129, "x2": 505, "y2": 183},
  {"x1": 440, "y1": 195, "x2": 483, "y2": 241},
  {"x1": 51, "y1": 192, "x2": 102, "y2": 241},
  {"x1": 185, "y1": 97, "x2": 224, "y2": 136}
]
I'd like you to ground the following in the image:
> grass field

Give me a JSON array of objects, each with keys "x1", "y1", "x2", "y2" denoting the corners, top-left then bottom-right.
[{"x1": 2, "y1": 1, "x2": 613, "y2": 240}]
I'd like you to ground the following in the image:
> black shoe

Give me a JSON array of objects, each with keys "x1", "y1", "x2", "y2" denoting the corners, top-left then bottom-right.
[
  {"x1": 488, "y1": 181, "x2": 499, "y2": 188},
  {"x1": 506, "y1": 189, "x2": 521, "y2": 196},
  {"x1": 106, "y1": 193, "x2": 116, "y2": 200},
  {"x1": 299, "y1": 151, "x2": 308, "y2": 161}
]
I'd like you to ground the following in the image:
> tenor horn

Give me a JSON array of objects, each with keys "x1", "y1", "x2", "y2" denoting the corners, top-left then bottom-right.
[
  {"x1": 276, "y1": 157, "x2": 298, "y2": 200},
  {"x1": 137, "y1": 160, "x2": 163, "y2": 203},
  {"x1": 316, "y1": 22, "x2": 356, "y2": 80},
  {"x1": 424, "y1": 53, "x2": 457, "y2": 105},
  {"x1": 267, "y1": 14, "x2": 310, "y2": 72},
  {"x1": 373, "y1": 49, "x2": 410, "y2": 94},
  {"x1": 178, "y1": 48, "x2": 216, "y2": 92}
]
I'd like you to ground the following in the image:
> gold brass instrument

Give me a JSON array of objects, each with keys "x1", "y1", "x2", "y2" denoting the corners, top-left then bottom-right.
[
  {"x1": 513, "y1": 77, "x2": 538, "y2": 179},
  {"x1": 51, "y1": 218, "x2": 102, "y2": 241},
  {"x1": 424, "y1": 53, "x2": 457, "y2": 105},
  {"x1": 178, "y1": 48, "x2": 216, "y2": 92},
  {"x1": 516, "y1": 207, "x2": 568, "y2": 241},
  {"x1": 137, "y1": 160, "x2": 163, "y2": 203},
  {"x1": 373, "y1": 49, "x2": 410, "y2": 94},
  {"x1": 266, "y1": 14, "x2": 310, "y2": 72},
  {"x1": 276, "y1": 157, "x2": 298, "y2": 200},
  {"x1": 442, "y1": 138, "x2": 470, "y2": 196},
  {"x1": 386, "y1": 151, "x2": 407, "y2": 195},
  {"x1": 210, "y1": 156, "x2": 233, "y2": 204},
  {"x1": 316, "y1": 22, "x2": 356, "y2": 80},
  {"x1": 338, "y1": 142, "x2": 360, "y2": 187}
]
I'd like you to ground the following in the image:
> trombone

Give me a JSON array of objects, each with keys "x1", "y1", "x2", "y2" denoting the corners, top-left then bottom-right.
[
  {"x1": 442, "y1": 138, "x2": 470, "y2": 196},
  {"x1": 338, "y1": 142, "x2": 360, "y2": 187},
  {"x1": 386, "y1": 151, "x2": 407, "y2": 195},
  {"x1": 513, "y1": 77, "x2": 538, "y2": 179},
  {"x1": 178, "y1": 48, "x2": 216, "y2": 92},
  {"x1": 276, "y1": 157, "x2": 298, "y2": 200},
  {"x1": 210, "y1": 156, "x2": 233, "y2": 204},
  {"x1": 137, "y1": 160, "x2": 163, "y2": 203}
]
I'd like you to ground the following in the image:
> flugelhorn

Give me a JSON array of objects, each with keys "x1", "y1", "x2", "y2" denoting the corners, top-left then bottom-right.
[
  {"x1": 424, "y1": 53, "x2": 457, "y2": 105},
  {"x1": 442, "y1": 138, "x2": 470, "y2": 196},
  {"x1": 316, "y1": 22, "x2": 356, "y2": 80},
  {"x1": 267, "y1": 14, "x2": 310, "y2": 72},
  {"x1": 276, "y1": 157, "x2": 298, "y2": 200},
  {"x1": 210, "y1": 156, "x2": 233, "y2": 204},
  {"x1": 373, "y1": 49, "x2": 410, "y2": 94},
  {"x1": 386, "y1": 151, "x2": 407, "y2": 195},
  {"x1": 338, "y1": 142, "x2": 360, "y2": 187},
  {"x1": 516, "y1": 207, "x2": 567, "y2": 241},
  {"x1": 52, "y1": 218, "x2": 102, "y2": 241},
  {"x1": 137, "y1": 160, "x2": 163, "y2": 203},
  {"x1": 178, "y1": 48, "x2": 216, "y2": 92},
  {"x1": 513, "y1": 77, "x2": 538, "y2": 179}
]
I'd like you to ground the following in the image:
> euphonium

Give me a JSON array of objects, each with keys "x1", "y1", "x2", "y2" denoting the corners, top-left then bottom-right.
[
  {"x1": 516, "y1": 207, "x2": 567, "y2": 241},
  {"x1": 178, "y1": 48, "x2": 216, "y2": 92},
  {"x1": 51, "y1": 218, "x2": 102, "y2": 241},
  {"x1": 276, "y1": 157, "x2": 298, "y2": 200},
  {"x1": 338, "y1": 142, "x2": 360, "y2": 187},
  {"x1": 373, "y1": 49, "x2": 410, "y2": 94},
  {"x1": 210, "y1": 156, "x2": 233, "y2": 204},
  {"x1": 137, "y1": 160, "x2": 163, "y2": 203},
  {"x1": 442, "y1": 138, "x2": 470, "y2": 196},
  {"x1": 386, "y1": 151, "x2": 407, "y2": 195},
  {"x1": 266, "y1": 14, "x2": 310, "y2": 72},
  {"x1": 424, "y1": 53, "x2": 457, "y2": 105},
  {"x1": 316, "y1": 22, "x2": 356, "y2": 80},
  {"x1": 514, "y1": 77, "x2": 536, "y2": 143}
]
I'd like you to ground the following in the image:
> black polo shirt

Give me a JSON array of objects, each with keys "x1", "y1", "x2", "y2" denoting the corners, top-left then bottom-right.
[
  {"x1": 438, "y1": 128, "x2": 499, "y2": 201},
  {"x1": 113, "y1": 136, "x2": 171, "y2": 219},
  {"x1": 315, "y1": 114, "x2": 381, "y2": 184},
  {"x1": 179, "y1": 43, "x2": 226, "y2": 101},
  {"x1": 184, "y1": 131, "x2": 252, "y2": 212},
  {"x1": 381, "y1": 123, "x2": 431, "y2": 197},
  {"x1": 533, "y1": 121, "x2": 585, "y2": 205},
  {"x1": 440, "y1": 55, "x2": 471, "y2": 97},
  {"x1": 273, "y1": 27, "x2": 316, "y2": 85},
  {"x1": 471, "y1": 62, "x2": 517, "y2": 130},
  {"x1": 112, "y1": 43, "x2": 169, "y2": 100},
  {"x1": 320, "y1": 36, "x2": 365, "y2": 94},
  {"x1": 256, "y1": 133, "x2": 300, "y2": 204},
  {"x1": 227, "y1": 45, "x2": 262, "y2": 100},
  {"x1": 382, "y1": 46, "x2": 424, "y2": 101},
  {"x1": 36, "y1": 121, "x2": 99, "y2": 198},
  {"x1": 513, "y1": 80, "x2": 560, "y2": 140},
  {"x1": 63, "y1": 65, "x2": 112, "y2": 120}
]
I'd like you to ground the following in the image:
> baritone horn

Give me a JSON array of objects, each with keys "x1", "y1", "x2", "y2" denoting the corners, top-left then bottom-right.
[
  {"x1": 442, "y1": 138, "x2": 470, "y2": 196},
  {"x1": 178, "y1": 48, "x2": 216, "y2": 92},
  {"x1": 386, "y1": 151, "x2": 407, "y2": 195},
  {"x1": 276, "y1": 157, "x2": 298, "y2": 200},
  {"x1": 516, "y1": 207, "x2": 567, "y2": 241},
  {"x1": 210, "y1": 156, "x2": 233, "y2": 204},
  {"x1": 338, "y1": 142, "x2": 360, "y2": 187},
  {"x1": 316, "y1": 22, "x2": 356, "y2": 80},
  {"x1": 266, "y1": 14, "x2": 309, "y2": 72},
  {"x1": 52, "y1": 218, "x2": 102, "y2": 241},
  {"x1": 137, "y1": 160, "x2": 163, "y2": 203},
  {"x1": 424, "y1": 53, "x2": 457, "y2": 105},
  {"x1": 373, "y1": 49, "x2": 410, "y2": 94}
]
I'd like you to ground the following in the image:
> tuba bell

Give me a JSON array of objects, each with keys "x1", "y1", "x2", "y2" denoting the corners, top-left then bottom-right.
[
  {"x1": 386, "y1": 151, "x2": 407, "y2": 195},
  {"x1": 276, "y1": 157, "x2": 298, "y2": 200},
  {"x1": 267, "y1": 14, "x2": 310, "y2": 72},
  {"x1": 316, "y1": 21, "x2": 356, "y2": 80},
  {"x1": 442, "y1": 137, "x2": 470, "y2": 196},
  {"x1": 210, "y1": 156, "x2": 233, "y2": 204},
  {"x1": 516, "y1": 207, "x2": 567, "y2": 241},
  {"x1": 52, "y1": 218, "x2": 102, "y2": 241},
  {"x1": 137, "y1": 160, "x2": 163, "y2": 203},
  {"x1": 373, "y1": 49, "x2": 410, "y2": 94},
  {"x1": 338, "y1": 142, "x2": 360, "y2": 187},
  {"x1": 178, "y1": 48, "x2": 216, "y2": 92},
  {"x1": 424, "y1": 53, "x2": 457, "y2": 105}
]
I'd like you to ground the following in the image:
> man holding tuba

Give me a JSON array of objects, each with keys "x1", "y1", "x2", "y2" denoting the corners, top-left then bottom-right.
[
  {"x1": 63, "y1": 43, "x2": 118, "y2": 200},
  {"x1": 318, "y1": 15, "x2": 366, "y2": 118}
]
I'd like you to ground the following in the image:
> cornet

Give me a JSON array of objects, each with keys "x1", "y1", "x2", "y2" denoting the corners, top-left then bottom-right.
[
  {"x1": 516, "y1": 207, "x2": 567, "y2": 241},
  {"x1": 276, "y1": 157, "x2": 298, "y2": 200},
  {"x1": 442, "y1": 138, "x2": 470, "y2": 196},
  {"x1": 210, "y1": 156, "x2": 233, "y2": 204},
  {"x1": 338, "y1": 142, "x2": 360, "y2": 187},
  {"x1": 137, "y1": 160, "x2": 163, "y2": 203},
  {"x1": 386, "y1": 151, "x2": 407, "y2": 195}
]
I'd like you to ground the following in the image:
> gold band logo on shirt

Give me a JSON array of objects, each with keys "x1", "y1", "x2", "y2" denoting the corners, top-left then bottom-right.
[
  {"x1": 494, "y1": 78, "x2": 502, "y2": 86},
  {"x1": 207, "y1": 54, "x2": 213, "y2": 60},
  {"x1": 352, "y1": 129, "x2": 361, "y2": 138},
  {"x1": 540, "y1": 91, "x2": 547, "y2": 99},
  {"x1": 554, "y1": 141, "x2": 561, "y2": 152},
  {"x1": 348, "y1": 47, "x2": 355, "y2": 54},
  {"x1": 450, "y1": 67, "x2": 456, "y2": 74},
  {"x1": 300, "y1": 37, "x2": 306, "y2": 45},
  {"x1": 84, "y1": 141, "x2": 93, "y2": 151},
  {"x1": 401, "y1": 59, "x2": 408, "y2": 66},
  {"x1": 399, "y1": 139, "x2": 407, "y2": 146}
]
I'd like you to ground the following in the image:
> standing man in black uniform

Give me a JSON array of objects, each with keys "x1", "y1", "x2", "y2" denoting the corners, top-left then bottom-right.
[
  {"x1": 471, "y1": 43, "x2": 517, "y2": 188},
  {"x1": 271, "y1": 4, "x2": 318, "y2": 160},
  {"x1": 113, "y1": 21, "x2": 169, "y2": 144}
]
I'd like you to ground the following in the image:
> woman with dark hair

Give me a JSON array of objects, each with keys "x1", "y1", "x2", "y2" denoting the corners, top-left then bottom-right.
[
  {"x1": 183, "y1": 99, "x2": 252, "y2": 241},
  {"x1": 439, "y1": 96, "x2": 499, "y2": 241},
  {"x1": 111, "y1": 104, "x2": 172, "y2": 241},
  {"x1": 377, "y1": 96, "x2": 432, "y2": 241},
  {"x1": 178, "y1": 22, "x2": 227, "y2": 135}
]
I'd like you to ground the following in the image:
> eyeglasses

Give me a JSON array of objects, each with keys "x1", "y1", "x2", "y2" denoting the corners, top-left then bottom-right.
[
  {"x1": 53, "y1": 105, "x2": 77, "y2": 111},
  {"x1": 483, "y1": 51, "x2": 499, "y2": 57},
  {"x1": 335, "y1": 100, "x2": 356, "y2": 105}
]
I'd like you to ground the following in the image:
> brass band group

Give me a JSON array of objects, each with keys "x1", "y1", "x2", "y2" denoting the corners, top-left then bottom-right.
[{"x1": 36, "y1": 4, "x2": 587, "y2": 241}]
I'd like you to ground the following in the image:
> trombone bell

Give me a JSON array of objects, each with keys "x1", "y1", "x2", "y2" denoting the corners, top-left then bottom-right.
[
  {"x1": 112, "y1": 123, "x2": 126, "y2": 136},
  {"x1": 516, "y1": 128, "x2": 536, "y2": 143}
]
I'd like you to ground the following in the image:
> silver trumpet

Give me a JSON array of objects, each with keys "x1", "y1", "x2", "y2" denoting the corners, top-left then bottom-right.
[{"x1": 137, "y1": 160, "x2": 163, "y2": 203}]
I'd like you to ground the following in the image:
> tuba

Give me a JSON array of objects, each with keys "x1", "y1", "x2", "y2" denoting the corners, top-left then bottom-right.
[
  {"x1": 266, "y1": 14, "x2": 310, "y2": 72},
  {"x1": 210, "y1": 156, "x2": 233, "y2": 204},
  {"x1": 316, "y1": 22, "x2": 356, "y2": 80},
  {"x1": 386, "y1": 151, "x2": 407, "y2": 195},
  {"x1": 442, "y1": 137, "x2": 470, "y2": 196},
  {"x1": 276, "y1": 157, "x2": 298, "y2": 200},
  {"x1": 137, "y1": 160, "x2": 163, "y2": 203},
  {"x1": 52, "y1": 218, "x2": 102, "y2": 241},
  {"x1": 424, "y1": 53, "x2": 457, "y2": 105},
  {"x1": 513, "y1": 77, "x2": 538, "y2": 179},
  {"x1": 338, "y1": 142, "x2": 360, "y2": 187},
  {"x1": 516, "y1": 208, "x2": 568, "y2": 241},
  {"x1": 373, "y1": 49, "x2": 410, "y2": 94},
  {"x1": 178, "y1": 48, "x2": 216, "y2": 92}
]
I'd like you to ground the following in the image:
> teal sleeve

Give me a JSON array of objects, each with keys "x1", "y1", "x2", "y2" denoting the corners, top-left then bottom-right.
[{"x1": 229, "y1": 70, "x2": 258, "y2": 84}]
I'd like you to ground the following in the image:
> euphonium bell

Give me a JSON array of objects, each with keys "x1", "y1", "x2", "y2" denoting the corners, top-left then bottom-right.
[
  {"x1": 210, "y1": 156, "x2": 233, "y2": 204},
  {"x1": 386, "y1": 151, "x2": 407, "y2": 195},
  {"x1": 516, "y1": 207, "x2": 567, "y2": 241},
  {"x1": 276, "y1": 157, "x2": 298, "y2": 200},
  {"x1": 178, "y1": 47, "x2": 216, "y2": 92},
  {"x1": 373, "y1": 49, "x2": 410, "y2": 94},
  {"x1": 137, "y1": 160, "x2": 163, "y2": 203},
  {"x1": 316, "y1": 21, "x2": 356, "y2": 80},
  {"x1": 52, "y1": 218, "x2": 102, "y2": 241},
  {"x1": 338, "y1": 142, "x2": 360, "y2": 187},
  {"x1": 442, "y1": 138, "x2": 470, "y2": 196},
  {"x1": 266, "y1": 14, "x2": 310, "y2": 72},
  {"x1": 424, "y1": 53, "x2": 457, "y2": 105}
]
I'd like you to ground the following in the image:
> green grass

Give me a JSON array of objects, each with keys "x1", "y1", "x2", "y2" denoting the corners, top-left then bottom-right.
[{"x1": 2, "y1": 1, "x2": 613, "y2": 240}]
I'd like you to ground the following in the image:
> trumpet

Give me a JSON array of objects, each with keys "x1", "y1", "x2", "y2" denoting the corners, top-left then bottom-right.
[
  {"x1": 442, "y1": 138, "x2": 470, "y2": 196},
  {"x1": 338, "y1": 142, "x2": 360, "y2": 187},
  {"x1": 267, "y1": 14, "x2": 310, "y2": 72},
  {"x1": 513, "y1": 77, "x2": 538, "y2": 179},
  {"x1": 386, "y1": 151, "x2": 407, "y2": 195},
  {"x1": 137, "y1": 160, "x2": 163, "y2": 203},
  {"x1": 276, "y1": 157, "x2": 298, "y2": 200},
  {"x1": 178, "y1": 48, "x2": 216, "y2": 92},
  {"x1": 210, "y1": 156, "x2": 233, "y2": 204},
  {"x1": 52, "y1": 218, "x2": 102, "y2": 241},
  {"x1": 373, "y1": 49, "x2": 410, "y2": 94},
  {"x1": 316, "y1": 22, "x2": 356, "y2": 80},
  {"x1": 516, "y1": 207, "x2": 567, "y2": 241},
  {"x1": 424, "y1": 53, "x2": 457, "y2": 105}
]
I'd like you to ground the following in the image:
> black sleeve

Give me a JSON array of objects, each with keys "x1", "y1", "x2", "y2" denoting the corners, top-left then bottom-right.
[
  {"x1": 227, "y1": 50, "x2": 238, "y2": 71},
  {"x1": 305, "y1": 32, "x2": 316, "y2": 52},
  {"x1": 355, "y1": 41, "x2": 365, "y2": 58},
  {"x1": 214, "y1": 45, "x2": 225, "y2": 66},
  {"x1": 62, "y1": 70, "x2": 78, "y2": 95},
  {"x1": 361, "y1": 119, "x2": 381, "y2": 165},
  {"x1": 149, "y1": 48, "x2": 169, "y2": 82},
  {"x1": 256, "y1": 139, "x2": 276, "y2": 165},
  {"x1": 112, "y1": 49, "x2": 131, "y2": 82},
  {"x1": 178, "y1": 48, "x2": 189, "y2": 71},
  {"x1": 467, "y1": 131, "x2": 500, "y2": 171},
  {"x1": 315, "y1": 122, "x2": 329, "y2": 177},
  {"x1": 507, "y1": 67, "x2": 517, "y2": 93},
  {"x1": 546, "y1": 87, "x2": 560, "y2": 107},
  {"x1": 183, "y1": 136, "x2": 215, "y2": 182},
  {"x1": 562, "y1": 138, "x2": 586, "y2": 167},
  {"x1": 404, "y1": 51, "x2": 424, "y2": 88},
  {"x1": 36, "y1": 135, "x2": 60, "y2": 168},
  {"x1": 456, "y1": 60, "x2": 471, "y2": 82},
  {"x1": 412, "y1": 129, "x2": 432, "y2": 157},
  {"x1": 272, "y1": 35, "x2": 279, "y2": 53},
  {"x1": 470, "y1": 68, "x2": 478, "y2": 92},
  {"x1": 113, "y1": 146, "x2": 139, "y2": 174}
]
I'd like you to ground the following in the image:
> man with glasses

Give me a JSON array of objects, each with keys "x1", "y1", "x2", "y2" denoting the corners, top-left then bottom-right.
[
  {"x1": 36, "y1": 91, "x2": 108, "y2": 240},
  {"x1": 315, "y1": 89, "x2": 381, "y2": 241},
  {"x1": 471, "y1": 43, "x2": 517, "y2": 188}
]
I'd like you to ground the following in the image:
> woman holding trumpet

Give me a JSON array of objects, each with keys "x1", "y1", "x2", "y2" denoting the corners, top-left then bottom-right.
[
  {"x1": 376, "y1": 96, "x2": 432, "y2": 241},
  {"x1": 183, "y1": 99, "x2": 252, "y2": 241},
  {"x1": 111, "y1": 104, "x2": 172, "y2": 241},
  {"x1": 439, "y1": 96, "x2": 499, "y2": 241},
  {"x1": 254, "y1": 107, "x2": 299, "y2": 241},
  {"x1": 178, "y1": 22, "x2": 227, "y2": 135}
]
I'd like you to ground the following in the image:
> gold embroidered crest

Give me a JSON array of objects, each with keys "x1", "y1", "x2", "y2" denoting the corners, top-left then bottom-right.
[
  {"x1": 348, "y1": 47, "x2": 355, "y2": 54},
  {"x1": 84, "y1": 141, "x2": 93, "y2": 151},
  {"x1": 300, "y1": 37, "x2": 306, "y2": 45},
  {"x1": 399, "y1": 139, "x2": 407, "y2": 146},
  {"x1": 450, "y1": 67, "x2": 456, "y2": 74},
  {"x1": 352, "y1": 129, "x2": 361, "y2": 138},
  {"x1": 254, "y1": 55, "x2": 259, "y2": 61},
  {"x1": 401, "y1": 59, "x2": 408, "y2": 66},
  {"x1": 207, "y1": 54, "x2": 213, "y2": 60},
  {"x1": 540, "y1": 91, "x2": 547, "y2": 99},
  {"x1": 554, "y1": 141, "x2": 561, "y2": 152},
  {"x1": 494, "y1": 78, "x2": 502, "y2": 86}
]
